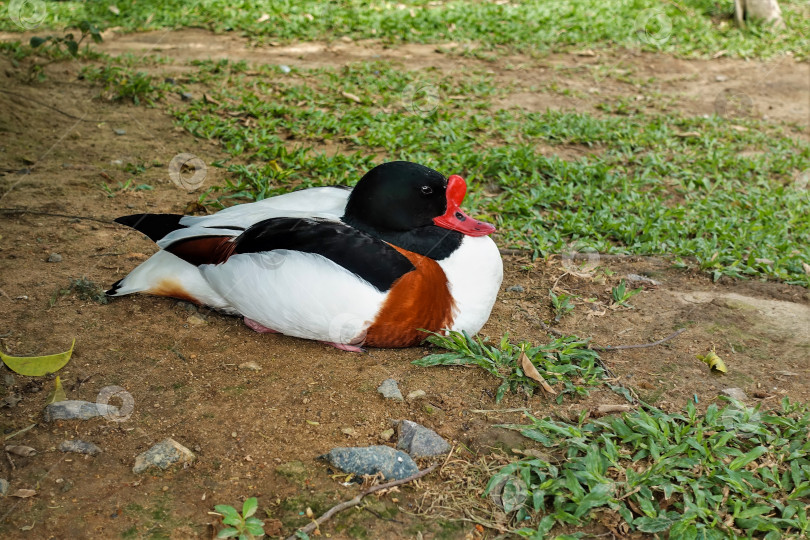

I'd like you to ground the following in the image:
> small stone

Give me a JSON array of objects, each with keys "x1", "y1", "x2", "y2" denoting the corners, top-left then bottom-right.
[
  {"x1": 47, "y1": 253, "x2": 62, "y2": 263},
  {"x1": 133, "y1": 438, "x2": 195, "y2": 474},
  {"x1": 379, "y1": 428, "x2": 395, "y2": 442},
  {"x1": 377, "y1": 379, "x2": 403, "y2": 401},
  {"x1": 59, "y1": 440, "x2": 101, "y2": 455},
  {"x1": 340, "y1": 427, "x2": 358, "y2": 438},
  {"x1": 406, "y1": 389, "x2": 426, "y2": 401},
  {"x1": 395, "y1": 420, "x2": 451, "y2": 458},
  {"x1": 506, "y1": 285, "x2": 524, "y2": 293},
  {"x1": 320, "y1": 446, "x2": 418, "y2": 481},
  {"x1": 113, "y1": 128, "x2": 126, "y2": 136},
  {"x1": 0, "y1": 394, "x2": 21, "y2": 408},
  {"x1": 5, "y1": 445, "x2": 35, "y2": 457},
  {"x1": 715, "y1": 74, "x2": 728, "y2": 82},
  {"x1": 187, "y1": 314, "x2": 206, "y2": 326},
  {"x1": 3, "y1": 374, "x2": 13, "y2": 387},
  {"x1": 774, "y1": 371, "x2": 799, "y2": 377},
  {"x1": 625, "y1": 274, "x2": 661, "y2": 286},
  {"x1": 239, "y1": 361, "x2": 262, "y2": 371},
  {"x1": 180, "y1": 92, "x2": 193, "y2": 101},
  {"x1": 44, "y1": 400, "x2": 120, "y2": 421},
  {"x1": 279, "y1": 65, "x2": 291, "y2": 74},
  {"x1": 164, "y1": 77, "x2": 177, "y2": 85},
  {"x1": 110, "y1": 159, "x2": 123, "y2": 166},
  {"x1": 0, "y1": 479, "x2": 8, "y2": 496},
  {"x1": 721, "y1": 388, "x2": 748, "y2": 401}
]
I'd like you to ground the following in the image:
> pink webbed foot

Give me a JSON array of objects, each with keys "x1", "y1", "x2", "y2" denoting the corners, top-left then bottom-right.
[
  {"x1": 320, "y1": 341, "x2": 366, "y2": 353},
  {"x1": 244, "y1": 317, "x2": 280, "y2": 334}
]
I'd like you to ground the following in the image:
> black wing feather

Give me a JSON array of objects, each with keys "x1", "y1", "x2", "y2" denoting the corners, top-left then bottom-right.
[
  {"x1": 114, "y1": 214, "x2": 186, "y2": 243},
  {"x1": 232, "y1": 218, "x2": 415, "y2": 292}
]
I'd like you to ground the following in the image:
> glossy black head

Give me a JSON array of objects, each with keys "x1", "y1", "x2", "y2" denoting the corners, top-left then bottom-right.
[{"x1": 343, "y1": 161, "x2": 448, "y2": 232}]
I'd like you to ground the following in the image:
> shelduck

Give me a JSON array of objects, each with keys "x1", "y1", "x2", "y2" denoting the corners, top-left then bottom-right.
[{"x1": 107, "y1": 161, "x2": 503, "y2": 350}]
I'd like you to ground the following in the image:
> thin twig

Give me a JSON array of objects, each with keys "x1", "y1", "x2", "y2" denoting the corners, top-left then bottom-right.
[
  {"x1": 361, "y1": 505, "x2": 404, "y2": 524},
  {"x1": 0, "y1": 208, "x2": 113, "y2": 225},
  {"x1": 285, "y1": 465, "x2": 437, "y2": 540},
  {"x1": 0, "y1": 88, "x2": 106, "y2": 122},
  {"x1": 590, "y1": 327, "x2": 687, "y2": 351}
]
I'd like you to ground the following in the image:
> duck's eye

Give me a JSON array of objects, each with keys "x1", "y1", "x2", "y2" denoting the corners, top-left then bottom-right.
[{"x1": 420, "y1": 185, "x2": 433, "y2": 195}]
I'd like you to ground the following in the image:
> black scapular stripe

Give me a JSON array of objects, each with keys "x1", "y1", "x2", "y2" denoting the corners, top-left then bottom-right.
[{"x1": 230, "y1": 217, "x2": 416, "y2": 292}]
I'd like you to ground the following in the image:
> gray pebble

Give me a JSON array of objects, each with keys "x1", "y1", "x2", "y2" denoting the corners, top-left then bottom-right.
[
  {"x1": 47, "y1": 253, "x2": 62, "y2": 263},
  {"x1": 395, "y1": 420, "x2": 451, "y2": 458},
  {"x1": 133, "y1": 438, "x2": 195, "y2": 474},
  {"x1": 59, "y1": 440, "x2": 102, "y2": 455},
  {"x1": 715, "y1": 75, "x2": 728, "y2": 82},
  {"x1": 0, "y1": 479, "x2": 8, "y2": 496},
  {"x1": 113, "y1": 128, "x2": 126, "y2": 136},
  {"x1": 506, "y1": 285, "x2": 524, "y2": 293},
  {"x1": 406, "y1": 389, "x2": 426, "y2": 401},
  {"x1": 625, "y1": 273, "x2": 661, "y2": 286},
  {"x1": 722, "y1": 388, "x2": 748, "y2": 401},
  {"x1": 44, "y1": 400, "x2": 120, "y2": 422},
  {"x1": 180, "y1": 92, "x2": 193, "y2": 101},
  {"x1": 3, "y1": 374, "x2": 14, "y2": 387},
  {"x1": 377, "y1": 378, "x2": 403, "y2": 401},
  {"x1": 321, "y1": 446, "x2": 418, "y2": 481},
  {"x1": 279, "y1": 65, "x2": 291, "y2": 74}
]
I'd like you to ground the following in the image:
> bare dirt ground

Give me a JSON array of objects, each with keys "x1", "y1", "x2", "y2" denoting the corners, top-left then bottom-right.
[{"x1": 0, "y1": 30, "x2": 808, "y2": 539}]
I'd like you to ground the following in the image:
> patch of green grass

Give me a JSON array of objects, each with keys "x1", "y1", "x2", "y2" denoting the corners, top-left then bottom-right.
[
  {"x1": 610, "y1": 280, "x2": 642, "y2": 307},
  {"x1": 415, "y1": 331, "x2": 604, "y2": 403},
  {"x1": 549, "y1": 290, "x2": 576, "y2": 321},
  {"x1": 81, "y1": 64, "x2": 169, "y2": 105},
  {"x1": 488, "y1": 398, "x2": 810, "y2": 538},
  {"x1": 5, "y1": 1, "x2": 808, "y2": 60},
  {"x1": 166, "y1": 59, "x2": 810, "y2": 284}
]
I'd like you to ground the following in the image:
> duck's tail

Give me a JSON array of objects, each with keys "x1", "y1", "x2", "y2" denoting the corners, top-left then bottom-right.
[{"x1": 114, "y1": 213, "x2": 186, "y2": 243}]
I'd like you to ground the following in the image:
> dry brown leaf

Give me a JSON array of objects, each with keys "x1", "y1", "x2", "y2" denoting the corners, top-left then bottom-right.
[
  {"x1": 520, "y1": 351, "x2": 556, "y2": 395},
  {"x1": 12, "y1": 489, "x2": 36, "y2": 498},
  {"x1": 675, "y1": 131, "x2": 700, "y2": 138},
  {"x1": 341, "y1": 91, "x2": 362, "y2": 103},
  {"x1": 802, "y1": 262, "x2": 810, "y2": 276},
  {"x1": 203, "y1": 94, "x2": 222, "y2": 106}
]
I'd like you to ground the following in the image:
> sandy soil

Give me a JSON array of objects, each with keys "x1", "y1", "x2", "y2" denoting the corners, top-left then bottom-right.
[{"x1": 0, "y1": 30, "x2": 808, "y2": 539}]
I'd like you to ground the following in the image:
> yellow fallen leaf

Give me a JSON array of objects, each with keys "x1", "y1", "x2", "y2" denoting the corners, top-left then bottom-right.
[
  {"x1": 697, "y1": 348, "x2": 727, "y2": 373},
  {"x1": 520, "y1": 350, "x2": 557, "y2": 395},
  {"x1": 0, "y1": 338, "x2": 75, "y2": 376},
  {"x1": 45, "y1": 376, "x2": 67, "y2": 404}
]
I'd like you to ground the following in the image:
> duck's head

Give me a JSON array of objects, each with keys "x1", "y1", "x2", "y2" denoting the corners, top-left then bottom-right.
[{"x1": 343, "y1": 161, "x2": 496, "y2": 237}]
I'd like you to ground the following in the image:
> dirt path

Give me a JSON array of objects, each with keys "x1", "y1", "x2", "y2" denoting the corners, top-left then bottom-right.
[{"x1": 0, "y1": 30, "x2": 808, "y2": 539}]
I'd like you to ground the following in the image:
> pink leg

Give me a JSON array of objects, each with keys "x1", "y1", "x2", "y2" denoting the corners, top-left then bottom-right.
[
  {"x1": 319, "y1": 341, "x2": 366, "y2": 353},
  {"x1": 244, "y1": 317, "x2": 280, "y2": 334}
]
